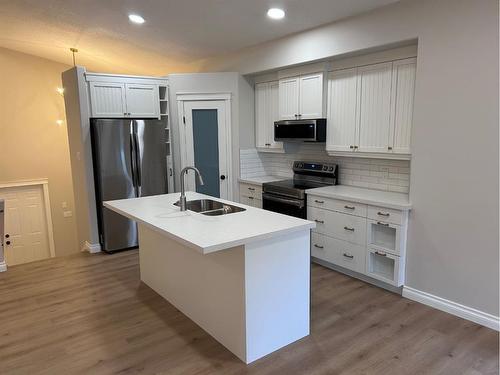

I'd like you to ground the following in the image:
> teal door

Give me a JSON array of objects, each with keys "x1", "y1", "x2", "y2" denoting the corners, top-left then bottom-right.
[{"x1": 191, "y1": 109, "x2": 220, "y2": 197}]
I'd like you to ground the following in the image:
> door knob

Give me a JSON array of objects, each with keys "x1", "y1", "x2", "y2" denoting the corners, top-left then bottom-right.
[
  {"x1": 5, "y1": 241, "x2": 10, "y2": 245},
  {"x1": 220, "y1": 175, "x2": 226, "y2": 180}
]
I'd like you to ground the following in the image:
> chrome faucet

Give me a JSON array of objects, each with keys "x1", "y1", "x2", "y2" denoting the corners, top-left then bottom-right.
[{"x1": 179, "y1": 166, "x2": 204, "y2": 211}]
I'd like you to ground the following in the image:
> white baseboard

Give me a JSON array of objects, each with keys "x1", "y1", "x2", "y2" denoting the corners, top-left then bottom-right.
[
  {"x1": 82, "y1": 241, "x2": 101, "y2": 254},
  {"x1": 0, "y1": 260, "x2": 6, "y2": 272},
  {"x1": 402, "y1": 286, "x2": 499, "y2": 331}
]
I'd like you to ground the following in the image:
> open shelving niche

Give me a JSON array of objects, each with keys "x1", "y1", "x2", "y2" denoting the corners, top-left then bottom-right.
[{"x1": 159, "y1": 84, "x2": 174, "y2": 192}]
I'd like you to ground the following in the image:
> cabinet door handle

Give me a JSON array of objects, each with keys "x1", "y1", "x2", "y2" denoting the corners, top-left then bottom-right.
[
  {"x1": 349, "y1": 145, "x2": 354, "y2": 149},
  {"x1": 248, "y1": 187, "x2": 255, "y2": 191},
  {"x1": 265, "y1": 143, "x2": 271, "y2": 146},
  {"x1": 343, "y1": 226, "x2": 355, "y2": 232},
  {"x1": 343, "y1": 253, "x2": 354, "y2": 259},
  {"x1": 314, "y1": 219, "x2": 324, "y2": 224},
  {"x1": 344, "y1": 205, "x2": 355, "y2": 210},
  {"x1": 314, "y1": 200, "x2": 324, "y2": 204},
  {"x1": 388, "y1": 146, "x2": 393, "y2": 150},
  {"x1": 314, "y1": 244, "x2": 324, "y2": 249},
  {"x1": 248, "y1": 196, "x2": 254, "y2": 200},
  {"x1": 377, "y1": 211, "x2": 390, "y2": 217},
  {"x1": 354, "y1": 145, "x2": 359, "y2": 149},
  {"x1": 375, "y1": 251, "x2": 387, "y2": 257},
  {"x1": 376, "y1": 221, "x2": 390, "y2": 226}
]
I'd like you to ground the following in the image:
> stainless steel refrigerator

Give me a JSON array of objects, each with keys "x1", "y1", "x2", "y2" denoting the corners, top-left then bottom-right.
[{"x1": 91, "y1": 118, "x2": 168, "y2": 252}]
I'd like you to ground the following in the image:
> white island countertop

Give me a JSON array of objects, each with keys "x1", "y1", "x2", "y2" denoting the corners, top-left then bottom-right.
[
  {"x1": 105, "y1": 192, "x2": 315, "y2": 254},
  {"x1": 305, "y1": 185, "x2": 411, "y2": 210}
]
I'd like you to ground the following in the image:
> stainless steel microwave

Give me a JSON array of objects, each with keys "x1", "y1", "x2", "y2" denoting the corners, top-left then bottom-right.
[{"x1": 274, "y1": 119, "x2": 326, "y2": 142}]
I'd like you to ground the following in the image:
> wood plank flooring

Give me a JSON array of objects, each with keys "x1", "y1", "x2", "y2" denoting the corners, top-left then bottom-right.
[{"x1": 0, "y1": 250, "x2": 497, "y2": 375}]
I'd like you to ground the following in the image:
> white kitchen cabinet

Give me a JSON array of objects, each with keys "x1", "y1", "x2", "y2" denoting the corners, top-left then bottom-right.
[
  {"x1": 89, "y1": 80, "x2": 160, "y2": 118},
  {"x1": 357, "y1": 62, "x2": 393, "y2": 153},
  {"x1": 89, "y1": 82, "x2": 127, "y2": 117},
  {"x1": 326, "y1": 59, "x2": 416, "y2": 159},
  {"x1": 389, "y1": 58, "x2": 416, "y2": 155},
  {"x1": 326, "y1": 68, "x2": 358, "y2": 152},
  {"x1": 255, "y1": 81, "x2": 283, "y2": 152},
  {"x1": 279, "y1": 73, "x2": 323, "y2": 120},
  {"x1": 278, "y1": 77, "x2": 300, "y2": 120},
  {"x1": 298, "y1": 73, "x2": 324, "y2": 119},
  {"x1": 308, "y1": 193, "x2": 409, "y2": 287},
  {"x1": 124, "y1": 84, "x2": 160, "y2": 117},
  {"x1": 239, "y1": 182, "x2": 262, "y2": 208}
]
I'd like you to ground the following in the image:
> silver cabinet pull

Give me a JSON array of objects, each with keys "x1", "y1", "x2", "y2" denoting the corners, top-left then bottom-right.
[
  {"x1": 314, "y1": 200, "x2": 324, "y2": 204},
  {"x1": 388, "y1": 146, "x2": 393, "y2": 150},
  {"x1": 376, "y1": 221, "x2": 389, "y2": 226},
  {"x1": 314, "y1": 244, "x2": 324, "y2": 249},
  {"x1": 344, "y1": 205, "x2": 355, "y2": 210},
  {"x1": 248, "y1": 187, "x2": 255, "y2": 191},
  {"x1": 265, "y1": 143, "x2": 271, "y2": 146},
  {"x1": 343, "y1": 253, "x2": 354, "y2": 259},
  {"x1": 377, "y1": 211, "x2": 390, "y2": 217},
  {"x1": 349, "y1": 145, "x2": 354, "y2": 149},
  {"x1": 314, "y1": 219, "x2": 324, "y2": 224},
  {"x1": 375, "y1": 251, "x2": 387, "y2": 257},
  {"x1": 344, "y1": 226, "x2": 355, "y2": 232},
  {"x1": 248, "y1": 196, "x2": 254, "y2": 200}
]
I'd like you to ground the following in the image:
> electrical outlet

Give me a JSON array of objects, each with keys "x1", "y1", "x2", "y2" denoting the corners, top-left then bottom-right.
[{"x1": 63, "y1": 211, "x2": 73, "y2": 218}]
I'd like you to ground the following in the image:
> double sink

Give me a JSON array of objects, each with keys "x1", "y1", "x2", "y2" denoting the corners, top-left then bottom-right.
[{"x1": 174, "y1": 199, "x2": 246, "y2": 216}]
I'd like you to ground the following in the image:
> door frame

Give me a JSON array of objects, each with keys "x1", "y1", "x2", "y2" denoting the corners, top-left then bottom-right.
[
  {"x1": 176, "y1": 93, "x2": 233, "y2": 200},
  {"x1": 0, "y1": 178, "x2": 56, "y2": 263}
]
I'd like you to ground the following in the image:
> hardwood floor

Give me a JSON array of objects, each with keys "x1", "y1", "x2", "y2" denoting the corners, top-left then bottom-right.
[{"x1": 0, "y1": 250, "x2": 497, "y2": 375}]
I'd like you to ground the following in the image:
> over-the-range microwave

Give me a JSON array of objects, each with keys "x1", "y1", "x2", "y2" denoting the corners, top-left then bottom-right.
[{"x1": 274, "y1": 118, "x2": 326, "y2": 142}]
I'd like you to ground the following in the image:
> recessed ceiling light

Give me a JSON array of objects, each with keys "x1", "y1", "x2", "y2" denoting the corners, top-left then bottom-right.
[
  {"x1": 128, "y1": 14, "x2": 145, "y2": 24},
  {"x1": 267, "y1": 8, "x2": 285, "y2": 20}
]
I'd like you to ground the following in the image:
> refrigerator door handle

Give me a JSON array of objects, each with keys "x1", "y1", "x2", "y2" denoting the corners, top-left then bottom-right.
[
  {"x1": 134, "y1": 131, "x2": 142, "y2": 195},
  {"x1": 130, "y1": 131, "x2": 139, "y2": 196}
]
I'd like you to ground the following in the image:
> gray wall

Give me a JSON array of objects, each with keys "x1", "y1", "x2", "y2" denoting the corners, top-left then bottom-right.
[
  {"x1": 168, "y1": 72, "x2": 253, "y2": 198},
  {"x1": 200, "y1": 0, "x2": 499, "y2": 316}
]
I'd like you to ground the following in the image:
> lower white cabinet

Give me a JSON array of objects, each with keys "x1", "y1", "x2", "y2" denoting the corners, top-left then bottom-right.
[
  {"x1": 239, "y1": 182, "x2": 262, "y2": 208},
  {"x1": 308, "y1": 194, "x2": 408, "y2": 287}
]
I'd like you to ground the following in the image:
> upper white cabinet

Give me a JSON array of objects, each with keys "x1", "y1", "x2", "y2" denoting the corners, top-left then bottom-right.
[
  {"x1": 88, "y1": 76, "x2": 161, "y2": 118},
  {"x1": 390, "y1": 59, "x2": 416, "y2": 154},
  {"x1": 279, "y1": 73, "x2": 323, "y2": 120},
  {"x1": 357, "y1": 62, "x2": 393, "y2": 153},
  {"x1": 89, "y1": 82, "x2": 127, "y2": 118},
  {"x1": 255, "y1": 81, "x2": 283, "y2": 152},
  {"x1": 124, "y1": 84, "x2": 160, "y2": 117},
  {"x1": 326, "y1": 58, "x2": 416, "y2": 159}
]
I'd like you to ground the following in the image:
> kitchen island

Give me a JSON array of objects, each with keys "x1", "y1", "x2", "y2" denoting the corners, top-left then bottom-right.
[{"x1": 105, "y1": 192, "x2": 315, "y2": 364}]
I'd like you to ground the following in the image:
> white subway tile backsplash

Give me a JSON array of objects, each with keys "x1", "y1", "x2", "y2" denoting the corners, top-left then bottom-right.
[{"x1": 240, "y1": 144, "x2": 411, "y2": 193}]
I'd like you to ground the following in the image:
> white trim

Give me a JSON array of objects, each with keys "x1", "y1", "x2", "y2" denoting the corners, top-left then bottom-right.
[
  {"x1": 176, "y1": 92, "x2": 231, "y2": 101},
  {"x1": 0, "y1": 261, "x2": 6, "y2": 272},
  {"x1": 0, "y1": 178, "x2": 56, "y2": 258},
  {"x1": 327, "y1": 150, "x2": 411, "y2": 160},
  {"x1": 82, "y1": 241, "x2": 102, "y2": 254},
  {"x1": 402, "y1": 286, "x2": 500, "y2": 331},
  {"x1": 176, "y1": 93, "x2": 234, "y2": 200}
]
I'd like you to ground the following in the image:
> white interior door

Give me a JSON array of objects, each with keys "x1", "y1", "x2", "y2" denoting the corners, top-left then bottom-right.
[
  {"x1": 182, "y1": 100, "x2": 230, "y2": 199},
  {"x1": 0, "y1": 185, "x2": 50, "y2": 266}
]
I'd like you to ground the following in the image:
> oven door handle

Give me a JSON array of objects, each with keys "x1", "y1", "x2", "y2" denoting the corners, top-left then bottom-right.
[{"x1": 262, "y1": 193, "x2": 305, "y2": 208}]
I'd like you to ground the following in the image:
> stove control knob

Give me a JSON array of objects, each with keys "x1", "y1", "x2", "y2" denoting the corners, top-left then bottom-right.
[
  {"x1": 322, "y1": 166, "x2": 328, "y2": 171},
  {"x1": 328, "y1": 166, "x2": 334, "y2": 171},
  {"x1": 298, "y1": 163, "x2": 304, "y2": 168}
]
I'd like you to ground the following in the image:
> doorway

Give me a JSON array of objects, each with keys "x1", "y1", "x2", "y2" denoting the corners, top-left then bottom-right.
[
  {"x1": 178, "y1": 94, "x2": 232, "y2": 199},
  {"x1": 0, "y1": 181, "x2": 55, "y2": 266}
]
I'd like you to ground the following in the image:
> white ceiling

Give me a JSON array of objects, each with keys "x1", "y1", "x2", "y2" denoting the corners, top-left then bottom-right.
[{"x1": 0, "y1": 0, "x2": 400, "y2": 75}]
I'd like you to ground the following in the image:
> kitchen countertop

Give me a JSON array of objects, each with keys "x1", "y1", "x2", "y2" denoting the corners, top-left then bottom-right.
[
  {"x1": 238, "y1": 175, "x2": 287, "y2": 186},
  {"x1": 305, "y1": 185, "x2": 411, "y2": 210},
  {"x1": 104, "y1": 192, "x2": 315, "y2": 254}
]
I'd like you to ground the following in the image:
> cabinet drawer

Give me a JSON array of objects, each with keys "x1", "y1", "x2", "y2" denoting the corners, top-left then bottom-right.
[
  {"x1": 367, "y1": 220, "x2": 401, "y2": 256},
  {"x1": 366, "y1": 248, "x2": 403, "y2": 286},
  {"x1": 240, "y1": 195, "x2": 262, "y2": 208},
  {"x1": 308, "y1": 206, "x2": 366, "y2": 246},
  {"x1": 307, "y1": 196, "x2": 367, "y2": 217},
  {"x1": 311, "y1": 233, "x2": 365, "y2": 274},
  {"x1": 239, "y1": 183, "x2": 262, "y2": 199},
  {"x1": 367, "y1": 206, "x2": 404, "y2": 225}
]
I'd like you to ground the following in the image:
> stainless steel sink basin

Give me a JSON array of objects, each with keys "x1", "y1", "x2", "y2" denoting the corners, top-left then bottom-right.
[{"x1": 174, "y1": 199, "x2": 246, "y2": 216}]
